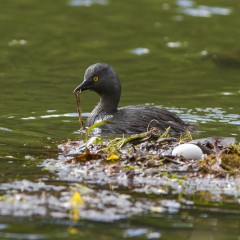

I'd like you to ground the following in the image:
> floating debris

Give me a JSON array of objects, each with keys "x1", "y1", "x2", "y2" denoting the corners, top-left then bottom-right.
[
  {"x1": 43, "y1": 130, "x2": 240, "y2": 192},
  {"x1": 0, "y1": 134, "x2": 239, "y2": 222},
  {"x1": 105, "y1": 152, "x2": 120, "y2": 162},
  {"x1": 66, "y1": 148, "x2": 101, "y2": 163}
]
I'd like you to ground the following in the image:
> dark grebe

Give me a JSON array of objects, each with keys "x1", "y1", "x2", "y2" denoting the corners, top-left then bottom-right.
[{"x1": 74, "y1": 63, "x2": 197, "y2": 134}]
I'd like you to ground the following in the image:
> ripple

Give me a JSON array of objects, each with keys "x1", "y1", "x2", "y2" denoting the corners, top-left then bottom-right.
[
  {"x1": 68, "y1": 0, "x2": 108, "y2": 7},
  {"x1": 46, "y1": 109, "x2": 57, "y2": 113},
  {"x1": 177, "y1": 0, "x2": 193, "y2": 8},
  {"x1": 8, "y1": 39, "x2": 27, "y2": 46},
  {"x1": 170, "y1": 107, "x2": 240, "y2": 125},
  {"x1": 167, "y1": 41, "x2": 187, "y2": 48},
  {"x1": 0, "y1": 224, "x2": 7, "y2": 230},
  {"x1": 131, "y1": 48, "x2": 150, "y2": 55},
  {"x1": 0, "y1": 127, "x2": 12, "y2": 132},
  {"x1": 221, "y1": 92, "x2": 234, "y2": 96},
  {"x1": 181, "y1": 7, "x2": 231, "y2": 17},
  {"x1": 176, "y1": 0, "x2": 232, "y2": 17},
  {"x1": 17, "y1": 107, "x2": 240, "y2": 127},
  {"x1": 0, "y1": 233, "x2": 48, "y2": 240},
  {"x1": 19, "y1": 113, "x2": 88, "y2": 120},
  {"x1": 21, "y1": 117, "x2": 36, "y2": 120},
  {"x1": 123, "y1": 228, "x2": 148, "y2": 238},
  {"x1": 16, "y1": 106, "x2": 240, "y2": 128},
  {"x1": 40, "y1": 113, "x2": 88, "y2": 118}
]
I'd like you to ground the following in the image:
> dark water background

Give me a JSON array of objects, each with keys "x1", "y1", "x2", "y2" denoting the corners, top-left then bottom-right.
[{"x1": 0, "y1": 0, "x2": 239, "y2": 239}]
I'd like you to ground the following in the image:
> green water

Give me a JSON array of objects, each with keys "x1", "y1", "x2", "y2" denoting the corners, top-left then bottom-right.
[{"x1": 0, "y1": 0, "x2": 240, "y2": 239}]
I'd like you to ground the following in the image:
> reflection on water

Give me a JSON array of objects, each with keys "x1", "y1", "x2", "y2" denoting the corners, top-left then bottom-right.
[
  {"x1": 8, "y1": 39, "x2": 28, "y2": 47},
  {"x1": 131, "y1": 48, "x2": 150, "y2": 55},
  {"x1": 15, "y1": 106, "x2": 240, "y2": 127},
  {"x1": 0, "y1": 169, "x2": 239, "y2": 236},
  {"x1": 0, "y1": 0, "x2": 239, "y2": 238},
  {"x1": 175, "y1": 107, "x2": 240, "y2": 126},
  {"x1": 167, "y1": 41, "x2": 188, "y2": 48},
  {"x1": 68, "y1": 0, "x2": 108, "y2": 7},
  {"x1": 123, "y1": 228, "x2": 161, "y2": 238},
  {"x1": 0, "y1": 127, "x2": 12, "y2": 132},
  {"x1": 177, "y1": 0, "x2": 232, "y2": 17}
]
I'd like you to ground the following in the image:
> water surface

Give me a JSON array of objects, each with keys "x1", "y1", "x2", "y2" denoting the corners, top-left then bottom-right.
[{"x1": 0, "y1": 0, "x2": 239, "y2": 239}]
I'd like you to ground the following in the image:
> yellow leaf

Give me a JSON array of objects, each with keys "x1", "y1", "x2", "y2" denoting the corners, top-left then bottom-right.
[
  {"x1": 70, "y1": 208, "x2": 80, "y2": 222},
  {"x1": 68, "y1": 226, "x2": 79, "y2": 235},
  {"x1": 106, "y1": 153, "x2": 120, "y2": 161},
  {"x1": 70, "y1": 191, "x2": 83, "y2": 207},
  {"x1": 69, "y1": 191, "x2": 83, "y2": 222}
]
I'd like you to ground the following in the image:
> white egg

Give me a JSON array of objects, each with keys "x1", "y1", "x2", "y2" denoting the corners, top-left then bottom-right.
[{"x1": 172, "y1": 143, "x2": 203, "y2": 160}]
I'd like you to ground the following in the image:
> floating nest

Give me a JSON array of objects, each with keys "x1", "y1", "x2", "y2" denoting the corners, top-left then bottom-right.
[{"x1": 52, "y1": 128, "x2": 239, "y2": 179}]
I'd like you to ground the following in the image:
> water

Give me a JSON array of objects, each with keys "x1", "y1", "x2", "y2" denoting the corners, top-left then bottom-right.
[{"x1": 0, "y1": 0, "x2": 240, "y2": 239}]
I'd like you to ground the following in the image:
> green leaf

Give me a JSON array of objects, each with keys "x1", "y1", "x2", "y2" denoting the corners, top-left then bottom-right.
[
  {"x1": 158, "y1": 126, "x2": 171, "y2": 139},
  {"x1": 86, "y1": 136, "x2": 103, "y2": 147},
  {"x1": 86, "y1": 120, "x2": 109, "y2": 134}
]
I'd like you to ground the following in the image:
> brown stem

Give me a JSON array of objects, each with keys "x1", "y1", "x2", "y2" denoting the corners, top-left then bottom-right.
[{"x1": 74, "y1": 91, "x2": 84, "y2": 129}]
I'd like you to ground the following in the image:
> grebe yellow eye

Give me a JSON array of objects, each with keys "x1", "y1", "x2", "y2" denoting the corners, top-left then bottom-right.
[{"x1": 93, "y1": 76, "x2": 99, "y2": 82}]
